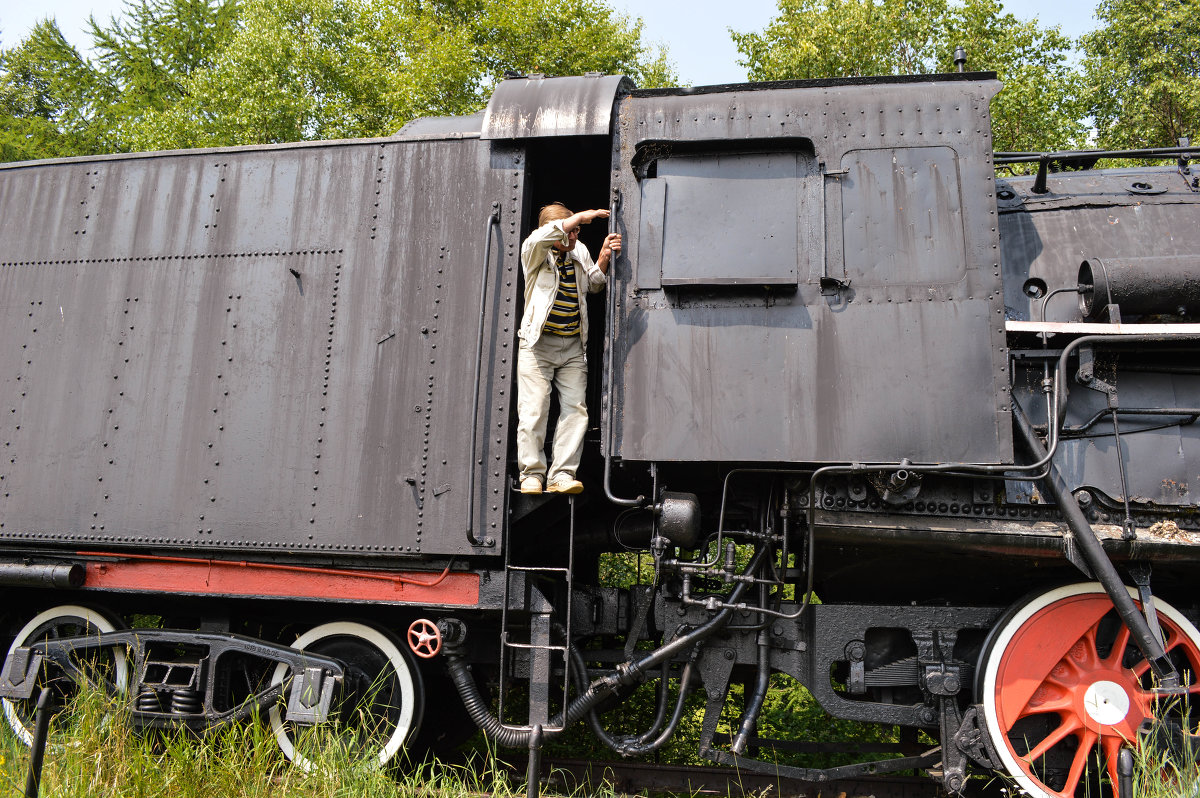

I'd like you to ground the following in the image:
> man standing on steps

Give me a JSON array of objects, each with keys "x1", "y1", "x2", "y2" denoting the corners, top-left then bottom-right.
[{"x1": 516, "y1": 203, "x2": 621, "y2": 495}]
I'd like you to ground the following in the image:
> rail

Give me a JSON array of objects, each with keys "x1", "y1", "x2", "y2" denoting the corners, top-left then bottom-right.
[{"x1": 467, "y1": 202, "x2": 502, "y2": 547}]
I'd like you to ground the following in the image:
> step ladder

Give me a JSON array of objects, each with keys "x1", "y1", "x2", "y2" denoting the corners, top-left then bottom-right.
[{"x1": 498, "y1": 494, "x2": 577, "y2": 734}]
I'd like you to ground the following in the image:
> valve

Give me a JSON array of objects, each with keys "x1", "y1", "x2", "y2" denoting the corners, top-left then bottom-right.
[{"x1": 407, "y1": 618, "x2": 442, "y2": 659}]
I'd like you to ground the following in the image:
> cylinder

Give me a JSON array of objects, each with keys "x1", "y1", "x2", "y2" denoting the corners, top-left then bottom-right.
[
  {"x1": 1078, "y1": 256, "x2": 1200, "y2": 319},
  {"x1": 0, "y1": 562, "x2": 85, "y2": 589}
]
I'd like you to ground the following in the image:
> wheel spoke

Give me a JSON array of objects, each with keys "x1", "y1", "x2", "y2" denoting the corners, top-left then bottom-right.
[
  {"x1": 1102, "y1": 736, "x2": 1125, "y2": 796},
  {"x1": 1020, "y1": 686, "x2": 1074, "y2": 716},
  {"x1": 1080, "y1": 620, "x2": 1104, "y2": 668},
  {"x1": 1023, "y1": 713, "x2": 1083, "y2": 764},
  {"x1": 1060, "y1": 727, "x2": 1098, "y2": 796},
  {"x1": 1104, "y1": 622, "x2": 1132, "y2": 670}
]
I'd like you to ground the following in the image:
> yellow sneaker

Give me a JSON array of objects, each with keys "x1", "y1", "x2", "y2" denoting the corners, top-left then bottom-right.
[
  {"x1": 546, "y1": 477, "x2": 584, "y2": 494},
  {"x1": 520, "y1": 476, "x2": 543, "y2": 494}
]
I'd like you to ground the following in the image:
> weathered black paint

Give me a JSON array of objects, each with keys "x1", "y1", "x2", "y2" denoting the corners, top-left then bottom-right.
[
  {"x1": 0, "y1": 137, "x2": 520, "y2": 557},
  {"x1": 607, "y1": 77, "x2": 1013, "y2": 463}
]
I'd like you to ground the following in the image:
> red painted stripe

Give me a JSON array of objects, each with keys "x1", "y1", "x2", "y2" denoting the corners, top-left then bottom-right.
[{"x1": 80, "y1": 553, "x2": 479, "y2": 606}]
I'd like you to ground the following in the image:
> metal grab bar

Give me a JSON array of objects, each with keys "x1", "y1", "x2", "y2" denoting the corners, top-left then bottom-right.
[
  {"x1": 602, "y1": 187, "x2": 645, "y2": 507},
  {"x1": 467, "y1": 202, "x2": 502, "y2": 547}
]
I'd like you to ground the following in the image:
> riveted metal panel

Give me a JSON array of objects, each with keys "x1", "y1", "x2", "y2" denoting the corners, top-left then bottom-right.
[
  {"x1": 1000, "y1": 165, "x2": 1200, "y2": 508},
  {"x1": 998, "y1": 167, "x2": 1200, "y2": 323},
  {"x1": 607, "y1": 75, "x2": 1012, "y2": 464},
  {"x1": 0, "y1": 136, "x2": 522, "y2": 559}
]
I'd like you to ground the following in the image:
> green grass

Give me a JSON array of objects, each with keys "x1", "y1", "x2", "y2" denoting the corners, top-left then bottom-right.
[
  {"x1": 0, "y1": 689, "x2": 523, "y2": 798},
  {"x1": 1128, "y1": 721, "x2": 1200, "y2": 798},
  {"x1": 7, "y1": 685, "x2": 1200, "y2": 797}
]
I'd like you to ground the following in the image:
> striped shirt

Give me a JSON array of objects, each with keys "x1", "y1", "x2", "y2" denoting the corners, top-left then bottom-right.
[{"x1": 543, "y1": 252, "x2": 581, "y2": 336}]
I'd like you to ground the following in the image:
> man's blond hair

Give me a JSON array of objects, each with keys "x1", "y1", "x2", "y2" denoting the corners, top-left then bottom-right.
[{"x1": 538, "y1": 202, "x2": 572, "y2": 227}]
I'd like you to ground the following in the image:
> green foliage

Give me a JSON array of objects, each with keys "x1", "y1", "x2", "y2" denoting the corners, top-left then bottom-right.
[
  {"x1": 134, "y1": 0, "x2": 675, "y2": 148},
  {"x1": 1080, "y1": 0, "x2": 1200, "y2": 149},
  {"x1": 730, "y1": 0, "x2": 1086, "y2": 152},
  {"x1": 0, "y1": 21, "x2": 105, "y2": 161},
  {"x1": 942, "y1": 0, "x2": 1086, "y2": 153},
  {"x1": 1, "y1": 0, "x2": 675, "y2": 159}
]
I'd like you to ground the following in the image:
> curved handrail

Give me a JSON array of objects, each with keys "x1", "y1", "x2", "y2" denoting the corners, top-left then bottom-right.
[
  {"x1": 602, "y1": 188, "x2": 645, "y2": 507},
  {"x1": 467, "y1": 203, "x2": 502, "y2": 546}
]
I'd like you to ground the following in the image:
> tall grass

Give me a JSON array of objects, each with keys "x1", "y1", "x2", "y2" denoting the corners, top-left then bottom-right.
[
  {"x1": 1130, "y1": 718, "x2": 1200, "y2": 798},
  {"x1": 7, "y1": 682, "x2": 1200, "y2": 797},
  {"x1": 0, "y1": 689, "x2": 522, "y2": 798}
]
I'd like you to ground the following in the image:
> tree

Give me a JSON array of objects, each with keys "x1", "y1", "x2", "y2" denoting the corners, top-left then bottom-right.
[
  {"x1": 131, "y1": 0, "x2": 676, "y2": 150},
  {"x1": 2, "y1": 0, "x2": 674, "y2": 160},
  {"x1": 0, "y1": 0, "x2": 238, "y2": 161},
  {"x1": 1081, "y1": 0, "x2": 1200, "y2": 149},
  {"x1": 0, "y1": 21, "x2": 105, "y2": 161},
  {"x1": 88, "y1": 0, "x2": 240, "y2": 145},
  {"x1": 730, "y1": 0, "x2": 1086, "y2": 152}
]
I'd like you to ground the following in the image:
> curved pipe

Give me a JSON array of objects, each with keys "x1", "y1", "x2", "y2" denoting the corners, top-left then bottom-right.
[
  {"x1": 605, "y1": 660, "x2": 698, "y2": 756},
  {"x1": 444, "y1": 548, "x2": 766, "y2": 746}
]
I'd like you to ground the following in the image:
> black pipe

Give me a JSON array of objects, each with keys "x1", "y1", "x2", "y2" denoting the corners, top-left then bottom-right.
[
  {"x1": 631, "y1": 663, "x2": 672, "y2": 746},
  {"x1": 445, "y1": 549, "x2": 766, "y2": 747},
  {"x1": 526, "y1": 724, "x2": 543, "y2": 798},
  {"x1": 1117, "y1": 747, "x2": 1134, "y2": 798},
  {"x1": 0, "y1": 563, "x2": 84, "y2": 589},
  {"x1": 1013, "y1": 402, "x2": 1179, "y2": 687},
  {"x1": 24, "y1": 688, "x2": 51, "y2": 798},
  {"x1": 995, "y1": 145, "x2": 1199, "y2": 165},
  {"x1": 609, "y1": 661, "x2": 698, "y2": 756},
  {"x1": 732, "y1": 629, "x2": 771, "y2": 755},
  {"x1": 602, "y1": 188, "x2": 645, "y2": 508}
]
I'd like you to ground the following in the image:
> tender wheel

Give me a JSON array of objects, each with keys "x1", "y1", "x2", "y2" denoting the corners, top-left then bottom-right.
[
  {"x1": 268, "y1": 621, "x2": 424, "y2": 771},
  {"x1": 978, "y1": 583, "x2": 1200, "y2": 798},
  {"x1": 2, "y1": 604, "x2": 128, "y2": 746}
]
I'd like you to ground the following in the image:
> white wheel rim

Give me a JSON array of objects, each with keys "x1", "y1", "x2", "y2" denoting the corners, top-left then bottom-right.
[
  {"x1": 980, "y1": 582, "x2": 1200, "y2": 798},
  {"x1": 268, "y1": 621, "x2": 417, "y2": 771},
  {"x1": 2, "y1": 605, "x2": 127, "y2": 746}
]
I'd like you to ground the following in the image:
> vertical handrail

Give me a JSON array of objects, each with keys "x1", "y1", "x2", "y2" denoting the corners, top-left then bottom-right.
[
  {"x1": 467, "y1": 202, "x2": 502, "y2": 547},
  {"x1": 24, "y1": 688, "x2": 51, "y2": 798},
  {"x1": 602, "y1": 187, "x2": 645, "y2": 507}
]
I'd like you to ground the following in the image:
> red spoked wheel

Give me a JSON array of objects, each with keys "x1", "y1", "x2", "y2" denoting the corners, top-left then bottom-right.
[{"x1": 979, "y1": 583, "x2": 1200, "y2": 798}]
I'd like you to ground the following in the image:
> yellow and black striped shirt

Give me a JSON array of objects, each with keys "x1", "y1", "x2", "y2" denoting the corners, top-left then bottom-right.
[{"x1": 543, "y1": 252, "x2": 581, "y2": 336}]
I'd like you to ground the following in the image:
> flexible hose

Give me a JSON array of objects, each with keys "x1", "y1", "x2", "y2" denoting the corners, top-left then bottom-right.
[{"x1": 444, "y1": 548, "x2": 766, "y2": 747}]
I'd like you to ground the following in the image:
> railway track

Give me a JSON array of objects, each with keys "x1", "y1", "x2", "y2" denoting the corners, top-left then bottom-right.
[{"x1": 525, "y1": 757, "x2": 976, "y2": 798}]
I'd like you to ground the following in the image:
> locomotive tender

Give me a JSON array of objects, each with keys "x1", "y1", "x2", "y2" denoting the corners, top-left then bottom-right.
[{"x1": 2, "y1": 70, "x2": 1200, "y2": 796}]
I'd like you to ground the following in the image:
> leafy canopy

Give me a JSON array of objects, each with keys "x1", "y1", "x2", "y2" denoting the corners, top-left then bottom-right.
[
  {"x1": 0, "y1": 0, "x2": 674, "y2": 159},
  {"x1": 730, "y1": 0, "x2": 1087, "y2": 152},
  {"x1": 1080, "y1": 0, "x2": 1200, "y2": 148}
]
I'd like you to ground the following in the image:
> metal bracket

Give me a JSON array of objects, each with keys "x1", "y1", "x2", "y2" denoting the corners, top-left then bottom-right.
[
  {"x1": 285, "y1": 663, "x2": 339, "y2": 724},
  {"x1": 845, "y1": 640, "x2": 866, "y2": 694},
  {"x1": 1128, "y1": 564, "x2": 1169, "y2": 656},
  {"x1": 0, "y1": 647, "x2": 43, "y2": 700}
]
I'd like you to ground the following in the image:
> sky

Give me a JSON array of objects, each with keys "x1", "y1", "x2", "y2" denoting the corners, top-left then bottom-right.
[{"x1": 2, "y1": 0, "x2": 1101, "y2": 87}]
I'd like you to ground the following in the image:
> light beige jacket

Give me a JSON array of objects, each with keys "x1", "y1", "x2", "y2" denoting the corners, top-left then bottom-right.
[{"x1": 518, "y1": 221, "x2": 608, "y2": 348}]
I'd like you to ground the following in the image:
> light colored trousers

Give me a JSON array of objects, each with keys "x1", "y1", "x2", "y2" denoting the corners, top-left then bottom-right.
[{"x1": 516, "y1": 333, "x2": 588, "y2": 484}]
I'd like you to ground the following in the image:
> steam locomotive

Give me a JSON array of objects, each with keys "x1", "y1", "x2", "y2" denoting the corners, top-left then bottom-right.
[{"x1": 2, "y1": 70, "x2": 1199, "y2": 797}]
